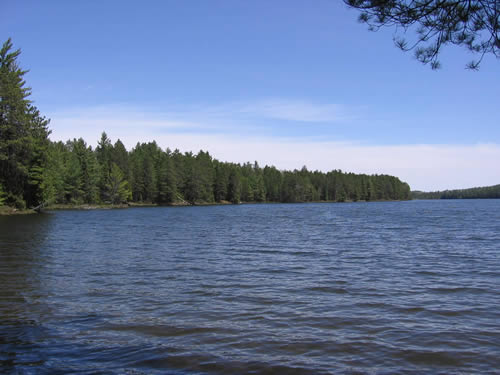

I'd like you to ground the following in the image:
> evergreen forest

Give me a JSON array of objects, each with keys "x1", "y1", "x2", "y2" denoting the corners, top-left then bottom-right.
[{"x1": 0, "y1": 38, "x2": 411, "y2": 210}]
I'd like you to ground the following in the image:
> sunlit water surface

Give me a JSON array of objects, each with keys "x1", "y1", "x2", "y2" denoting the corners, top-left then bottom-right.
[{"x1": 1, "y1": 200, "x2": 499, "y2": 374}]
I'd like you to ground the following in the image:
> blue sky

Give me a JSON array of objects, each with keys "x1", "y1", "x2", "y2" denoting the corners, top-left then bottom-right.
[{"x1": 2, "y1": 0, "x2": 499, "y2": 190}]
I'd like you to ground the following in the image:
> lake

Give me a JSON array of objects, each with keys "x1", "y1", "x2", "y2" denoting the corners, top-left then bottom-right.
[{"x1": 1, "y1": 200, "x2": 499, "y2": 374}]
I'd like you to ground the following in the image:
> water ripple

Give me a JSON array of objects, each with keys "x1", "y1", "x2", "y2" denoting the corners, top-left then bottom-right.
[{"x1": 1, "y1": 200, "x2": 500, "y2": 374}]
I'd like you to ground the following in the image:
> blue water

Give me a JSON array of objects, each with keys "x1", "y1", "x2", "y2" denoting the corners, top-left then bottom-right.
[{"x1": 1, "y1": 200, "x2": 499, "y2": 374}]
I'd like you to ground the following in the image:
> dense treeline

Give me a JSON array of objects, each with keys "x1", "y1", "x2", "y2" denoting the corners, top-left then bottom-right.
[
  {"x1": 412, "y1": 185, "x2": 500, "y2": 200},
  {"x1": 37, "y1": 133, "x2": 411, "y2": 207},
  {"x1": 0, "y1": 38, "x2": 411, "y2": 209}
]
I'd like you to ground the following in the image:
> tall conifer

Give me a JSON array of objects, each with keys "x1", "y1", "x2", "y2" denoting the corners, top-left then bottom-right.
[{"x1": 0, "y1": 38, "x2": 50, "y2": 208}]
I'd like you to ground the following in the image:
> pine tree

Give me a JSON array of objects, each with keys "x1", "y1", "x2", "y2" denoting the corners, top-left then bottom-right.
[
  {"x1": 70, "y1": 138, "x2": 99, "y2": 203},
  {"x1": 111, "y1": 139, "x2": 129, "y2": 178},
  {"x1": 263, "y1": 166, "x2": 282, "y2": 202},
  {"x1": 346, "y1": 0, "x2": 499, "y2": 69},
  {"x1": 63, "y1": 150, "x2": 84, "y2": 204},
  {"x1": 156, "y1": 152, "x2": 177, "y2": 204},
  {"x1": 183, "y1": 152, "x2": 202, "y2": 204},
  {"x1": 195, "y1": 151, "x2": 215, "y2": 203},
  {"x1": 0, "y1": 38, "x2": 50, "y2": 208},
  {"x1": 227, "y1": 167, "x2": 241, "y2": 204},
  {"x1": 96, "y1": 132, "x2": 112, "y2": 201},
  {"x1": 41, "y1": 141, "x2": 66, "y2": 204},
  {"x1": 214, "y1": 162, "x2": 228, "y2": 202},
  {"x1": 106, "y1": 163, "x2": 131, "y2": 204}
]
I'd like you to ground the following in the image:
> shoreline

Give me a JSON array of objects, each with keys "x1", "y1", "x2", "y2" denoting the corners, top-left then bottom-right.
[
  {"x1": 0, "y1": 206, "x2": 38, "y2": 216},
  {"x1": 1, "y1": 198, "x2": 412, "y2": 215}
]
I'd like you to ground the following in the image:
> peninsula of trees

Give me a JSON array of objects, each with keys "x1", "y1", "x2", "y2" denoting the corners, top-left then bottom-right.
[
  {"x1": 38, "y1": 133, "x2": 411, "y2": 208},
  {"x1": 2, "y1": 130, "x2": 412, "y2": 209},
  {"x1": 0, "y1": 38, "x2": 411, "y2": 211}
]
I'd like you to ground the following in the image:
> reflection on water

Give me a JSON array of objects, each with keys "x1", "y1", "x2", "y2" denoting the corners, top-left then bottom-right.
[
  {"x1": 0, "y1": 214, "x2": 53, "y2": 372},
  {"x1": 1, "y1": 201, "x2": 500, "y2": 374}
]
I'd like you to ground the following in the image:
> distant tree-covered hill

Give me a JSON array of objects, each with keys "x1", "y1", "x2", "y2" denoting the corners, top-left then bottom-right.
[{"x1": 412, "y1": 185, "x2": 500, "y2": 200}]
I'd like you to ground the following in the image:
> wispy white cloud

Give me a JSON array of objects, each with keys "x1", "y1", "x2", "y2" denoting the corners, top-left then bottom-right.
[
  {"x1": 234, "y1": 98, "x2": 351, "y2": 122},
  {"x1": 51, "y1": 105, "x2": 201, "y2": 130},
  {"x1": 48, "y1": 105, "x2": 231, "y2": 142},
  {"x1": 47, "y1": 99, "x2": 354, "y2": 143},
  {"x1": 47, "y1": 104, "x2": 500, "y2": 192},
  {"x1": 136, "y1": 98, "x2": 352, "y2": 124}
]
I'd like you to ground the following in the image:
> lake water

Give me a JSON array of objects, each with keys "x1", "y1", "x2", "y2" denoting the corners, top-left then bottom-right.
[{"x1": 1, "y1": 200, "x2": 499, "y2": 374}]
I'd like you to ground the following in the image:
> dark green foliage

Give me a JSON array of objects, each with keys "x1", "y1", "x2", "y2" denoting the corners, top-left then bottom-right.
[
  {"x1": 412, "y1": 185, "x2": 500, "y2": 199},
  {"x1": 214, "y1": 162, "x2": 229, "y2": 202},
  {"x1": 41, "y1": 141, "x2": 66, "y2": 203},
  {"x1": 0, "y1": 38, "x2": 50, "y2": 208},
  {"x1": 194, "y1": 151, "x2": 215, "y2": 203},
  {"x1": 263, "y1": 166, "x2": 282, "y2": 202},
  {"x1": 345, "y1": 0, "x2": 499, "y2": 69},
  {"x1": 70, "y1": 138, "x2": 100, "y2": 203},
  {"x1": 253, "y1": 162, "x2": 266, "y2": 202},
  {"x1": 2, "y1": 126, "x2": 413, "y2": 206},
  {"x1": 96, "y1": 132, "x2": 113, "y2": 201},
  {"x1": 39, "y1": 139, "x2": 101, "y2": 205},
  {"x1": 156, "y1": 150, "x2": 177, "y2": 204},
  {"x1": 106, "y1": 163, "x2": 131, "y2": 204},
  {"x1": 63, "y1": 150, "x2": 84, "y2": 204},
  {"x1": 129, "y1": 141, "x2": 160, "y2": 202},
  {"x1": 0, "y1": 182, "x2": 6, "y2": 205},
  {"x1": 111, "y1": 139, "x2": 129, "y2": 177},
  {"x1": 227, "y1": 166, "x2": 241, "y2": 204}
]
